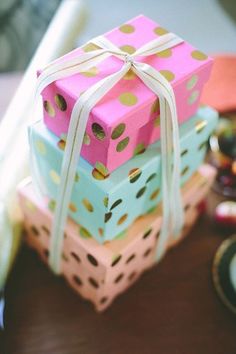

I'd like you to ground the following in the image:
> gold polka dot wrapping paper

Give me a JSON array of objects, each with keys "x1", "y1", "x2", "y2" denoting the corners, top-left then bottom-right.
[
  {"x1": 18, "y1": 164, "x2": 216, "y2": 311},
  {"x1": 40, "y1": 15, "x2": 213, "y2": 176},
  {"x1": 29, "y1": 106, "x2": 218, "y2": 244}
]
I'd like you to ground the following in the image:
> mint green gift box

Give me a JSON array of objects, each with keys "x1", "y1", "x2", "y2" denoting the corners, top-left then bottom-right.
[{"x1": 29, "y1": 106, "x2": 218, "y2": 243}]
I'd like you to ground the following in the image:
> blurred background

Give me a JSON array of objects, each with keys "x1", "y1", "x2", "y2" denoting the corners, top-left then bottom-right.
[{"x1": 1, "y1": 0, "x2": 236, "y2": 72}]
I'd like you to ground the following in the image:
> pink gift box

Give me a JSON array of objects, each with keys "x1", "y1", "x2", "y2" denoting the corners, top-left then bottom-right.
[
  {"x1": 40, "y1": 15, "x2": 213, "y2": 176},
  {"x1": 18, "y1": 164, "x2": 216, "y2": 311}
]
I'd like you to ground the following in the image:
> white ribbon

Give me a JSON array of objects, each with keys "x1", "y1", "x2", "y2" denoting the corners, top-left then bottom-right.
[{"x1": 31, "y1": 33, "x2": 185, "y2": 274}]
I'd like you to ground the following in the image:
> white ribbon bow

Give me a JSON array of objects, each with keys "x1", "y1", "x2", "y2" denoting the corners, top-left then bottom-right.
[{"x1": 32, "y1": 32, "x2": 185, "y2": 274}]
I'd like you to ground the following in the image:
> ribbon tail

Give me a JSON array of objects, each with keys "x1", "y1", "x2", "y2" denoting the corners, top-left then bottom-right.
[
  {"x1": 48, "y1": 63, "x2": 131, "y2": 274},
  {"x1": 132, "y1": 62, "x2": 184, "y2": 262}
]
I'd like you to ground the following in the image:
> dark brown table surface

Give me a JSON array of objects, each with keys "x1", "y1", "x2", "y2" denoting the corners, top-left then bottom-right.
[{"x1": 1, "y1": 73, "x2": 236, "y2": 354}]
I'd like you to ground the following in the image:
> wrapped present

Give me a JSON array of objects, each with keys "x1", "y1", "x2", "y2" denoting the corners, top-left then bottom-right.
[
  {"x1": 29, "y1": 106, "x2": 218, "y2": 243},
  {"x1": 40, "y1": 14, "x2": 213, "y2": 175},
  {"x1": 18, "y1": 164, "x2": 216, "y2": 311}
]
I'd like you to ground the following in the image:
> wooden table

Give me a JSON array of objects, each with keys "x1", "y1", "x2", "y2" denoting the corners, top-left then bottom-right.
[{"x1": 1, "y1": 73, "x2": 236, "y2": 354}]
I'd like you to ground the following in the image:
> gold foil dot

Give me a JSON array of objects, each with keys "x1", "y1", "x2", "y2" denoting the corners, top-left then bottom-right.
[
  {"x1": 54, "y1": 94, "x2": 67, "y2": 111},
  {"x1": 111, "y1": 255, "x2": 122, "y2": 267},
  {"x1": 181, "y1": 166, "x2": 189, "y2": 176},
  {"x1": 186, "y1": 74, "x2": 198, "y2": 90},
  {"x1": 150, "y1": 188, "x2": 160, "y2": 200},
  {"x1": 103, "y1": 197, "x2": 109, "y2": 208},
  {"x1": 88, "y1": 277, "x2": 99, "y2": 288},
  {"x1": 181, "y1": 149, "x2": 188, "y2": 157},
  {"x1": 198, "y1": 141, "x2": 207, "y2": 150},
  {"x1": 31, "y1": 225, "x2": 39, "y2": 236},
  {"x1": 116, "y1": 137, "x2": 130, "y2": 152},
  {"x1": 119, "y1": 24, "x2": 135, "y2": 33},
  {"x1": 191, "y1": 50, "x2": 208, "y2": 61},
  {"x1": 48, "y1": 200, "x2": 56, "y2": 212},
  {"x1": 143, "y1": 228, "x2": 152, "y2": 239},
  {"x1": 195, "y1": 119, "x2": 207, "y2": 133},
  {"x1": 80, "y1": 226, "x2": 92, "y2": 238},
  {"x1": 159, "y1": 70, "x2": 175, "y2": 82},
  {"x1": 188, "y1": 90, "x2": 200, "y2": 105},
  {"x1": 136, "y1": 186, "x2": 147, "y2": 198},
  {"x1": 146, "y1": 173, "x2": 157, "y2": 183},
  {"x1": 43, "y1": 100, "x2": 55, "y2": 117},
  {"x1": 111, "y1": 123, "x2": 126, "y2": 139},
  {"x1": 82, "y1": 198, "x2": 94, "y2": 212},
  {"x1": 123, "y1": 69, "x2": 136, "y2": 80},
  {"x1": 74, "y1": 173, "x2": 79, "y2": 182},
  {"x1": 69, "y1": 203, "x2": 77, "y2": 213},
  {"x1": 119, "y1": 92, "x2": 138, "y2": 106},
  {"x1": 81, "y1": 66, "x2": 99, "y2": 77},
  {"x1": 133, "y1": 143, "x2": 146, "y2": 156},
  {"x1": 156, "y1": 48, "x2": 172, "y2": 58},
  {"x1": 92, "y1": 168, "x2": 109, "y2": 180},
  {"x1": 25, "y1": 200, "x2": 36, "y2": 211},
  {"x1": 104, "y1": 212, "x2": 112, "y2": 223},
  {"x1": 35, "y1": 140, "x2": 46, "y2": 155},
  {"x1": 154, "y1": 115, "x2": 160, "y2": 127},
  {"x1": 83, "y1": 133, "x2": 91, "y2": 145},
  {"x1": 114, "y1": 273, "x2": 124, "y2": 283},
  {"x1": 151, "y1": 99, "x2": 160, "y2": 114},
  {"x1": 82, "y1": 43, "x2": 100, "y2": 52},
  {"x1": 110, "y1": 199, "x2": 122, "y2": 210},
  {"x1": 57, "y1": 139, "x2": 66, "y2": 151},
  {"x1": 98, "y1": 228, "x2": 104, "y2": 237},
  {"x1": 92, "y1": 122, "x2": 106, "y2": 140},
  {"x1": 49, "y1": 170, "x2": 60, "y2": 185},
  {"x1": 154, "y1": 27, "x2": 169, "y2": 36},
  {"x1": 129, "y1": 168, "x2": 142, "y2": 183},
  {"x1": 119, "y1": 45, "x2": 136, "y2": 54},
  {"x1": 117, "y1": 214, "x2": 128, "y2": 225},
  {"x1": 95, "y1": 162, "x2": 109, "y2": 176}
]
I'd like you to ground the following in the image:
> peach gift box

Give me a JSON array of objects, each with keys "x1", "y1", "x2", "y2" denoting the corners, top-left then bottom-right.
[
  {"x1": 18, "y1": 164, "x2": 216, "y2": 311},
  {"x1": 40, "y1": 14, "x2": 213, "y2": 176}
]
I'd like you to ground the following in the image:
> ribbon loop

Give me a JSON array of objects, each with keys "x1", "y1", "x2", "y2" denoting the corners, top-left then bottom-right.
[{"x1": 32, "y1": 32, "x2": 185, "y2": 274}]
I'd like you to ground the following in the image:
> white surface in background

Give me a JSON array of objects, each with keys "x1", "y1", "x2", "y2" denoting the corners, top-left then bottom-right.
[{"x1": 78, "y1": 0, "x2": 236, "y2": 53}]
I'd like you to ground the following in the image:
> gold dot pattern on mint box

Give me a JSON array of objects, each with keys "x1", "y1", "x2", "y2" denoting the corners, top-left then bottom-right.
[
  {"x1": 49, "y1": 170, "x2": 60, "y2": 185},
  {"x1": 129, "y1": 168, "x2": 142, "y2": 183},
  {"x1": 82, "y1": 198, "x2": 94, "y2": 212},
  {"x1": 33, "y1": 106, "x2": 217, "y2": 243},
  {"x1": 35, "y1": 140, "x2": 47, "y2": 155}
]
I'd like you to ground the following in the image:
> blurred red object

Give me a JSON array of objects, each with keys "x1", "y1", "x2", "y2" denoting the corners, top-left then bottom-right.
[{"x1": 201, "y1": 55, "x2": 236, "y2": 113}]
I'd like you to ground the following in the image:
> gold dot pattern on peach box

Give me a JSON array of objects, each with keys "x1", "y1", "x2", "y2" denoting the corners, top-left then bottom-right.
[{"x1": 19, "y1": 164, "x2": 216, "y2": 310}]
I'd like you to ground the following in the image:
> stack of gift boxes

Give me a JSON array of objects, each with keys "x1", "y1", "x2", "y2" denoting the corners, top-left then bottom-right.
[{"x1": 18, "y1": 15, "x2": 218, "y2": 311}]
